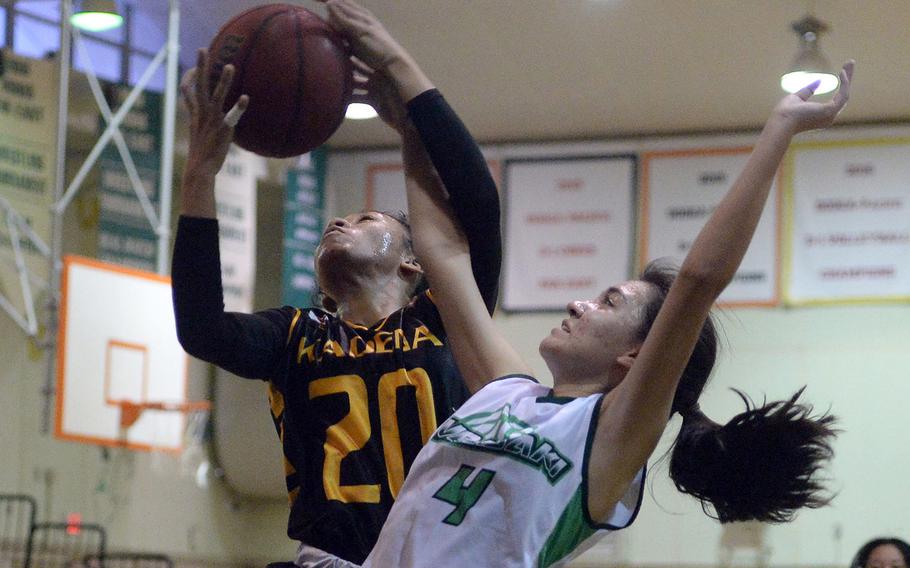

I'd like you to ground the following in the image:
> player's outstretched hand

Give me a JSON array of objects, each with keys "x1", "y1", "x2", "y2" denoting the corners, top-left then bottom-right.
[
  {"x1": 350, "y1": 58, "x2": 409, "y2": 133},
  {"x1": 773, "y1": 60, "x2": 854, "y2": 135},
  {"x1": 180, "y1": 48, "x2": 249, "y2": 177},
  {"x1": 319, "y1": 0, "x2": 407, "y2": 73}
]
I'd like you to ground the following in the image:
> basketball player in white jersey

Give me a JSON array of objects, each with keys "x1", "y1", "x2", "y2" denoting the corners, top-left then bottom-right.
[{"x1": 324, "y1": 1, "x2": 853, "y2": 566}]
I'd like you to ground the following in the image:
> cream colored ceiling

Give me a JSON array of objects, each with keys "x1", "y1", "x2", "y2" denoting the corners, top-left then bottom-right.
[{"x1": 167, "y1": 0, "x2": 910, "y2": 149}]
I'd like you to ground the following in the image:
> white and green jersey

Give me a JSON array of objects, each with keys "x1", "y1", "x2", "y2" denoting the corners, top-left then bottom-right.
[{"x1": 363, "y1": 375, "x2": 645, "y2": 568}]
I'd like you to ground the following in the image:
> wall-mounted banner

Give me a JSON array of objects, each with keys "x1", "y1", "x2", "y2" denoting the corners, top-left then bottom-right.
[
  {"x1": 366, "y1": 163, "x2": 407, "y2": 212},
  {"x1": 97, "y1": 86, "x2": 162, "y2": 271},
  {"x1": 785, "y1": 139, "x2": 910, "y2": 304},
  {"x1": 365, "y1": 160, "x2": 501, "y2": 213},
  {"x1": 502, "y1": 155, "x2": 636, "y2": 311},
  {"x1": 641, "y1": 148, "x2": 780, "y2": 307},
  {"x1": 216, "y1": 146, "x2": 265, "y2": 312},
  {"x1": 0, "y1": 50, "x2": 58, "y2": 300},
  {"x1": 282, "y1": 149, "x2": 325, "y2": 307}
]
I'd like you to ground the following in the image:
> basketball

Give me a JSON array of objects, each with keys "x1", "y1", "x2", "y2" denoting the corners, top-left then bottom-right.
[{"x1": 206, "y1": 4, "x2": 353, "y2": 158}]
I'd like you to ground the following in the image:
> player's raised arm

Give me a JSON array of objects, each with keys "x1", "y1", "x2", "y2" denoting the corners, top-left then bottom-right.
[
  {"x1": 323, "y1": 0, "x2": 521, "y2": 391},
  {"x1": 322, "y1": 0, "x2": 503, "y2": 315},
  {"x1": 349, "y1": 54, "x2": 529, "y2": 392},
  {"x1": 179, "y1": 49, "x2": 248, "y2": 219},
  {"x1": 402, "y1": 123, "x2": 531, "y2": 391},
  {"x1": 586, "y1": 62, "x2": 854, "y2": 519},
  {"x1": 172, "y1": 50, "x2": 289, "y2": 378}
]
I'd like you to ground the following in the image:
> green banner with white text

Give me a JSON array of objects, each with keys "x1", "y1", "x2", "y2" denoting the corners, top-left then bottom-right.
[
  {"x1": 97, "y1": 86, "x2": 162, "y2": 271},
  {"x1": 282, "y1": 149, "x2": 326, "y2": 307}
]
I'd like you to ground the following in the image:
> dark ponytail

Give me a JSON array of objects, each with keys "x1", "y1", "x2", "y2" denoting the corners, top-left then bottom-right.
[
  {"x1": 638, "y1": 260, "x2": 838, "y2": 524},
  {"x1": 668, "y1": 388, "x2": 837, "y2": 523}
]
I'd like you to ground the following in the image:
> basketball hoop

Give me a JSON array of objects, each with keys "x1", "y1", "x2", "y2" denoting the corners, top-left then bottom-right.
[
  {"x1": 117, "y1": 400, "x2": 211, "y2": 432},
  {"x1": 114, "y1": 400, "x2": 212, "y2": 481}
]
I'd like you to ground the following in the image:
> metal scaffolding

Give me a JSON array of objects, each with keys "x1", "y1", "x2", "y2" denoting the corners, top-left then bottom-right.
[{"x1": 38, "y1": 0, "x2": 182, "y2": 432}]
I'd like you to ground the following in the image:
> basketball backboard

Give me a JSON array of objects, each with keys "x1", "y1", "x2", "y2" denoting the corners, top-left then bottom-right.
[{"x1": 55, "y1": 255, "x2": 190, "y2": 452}]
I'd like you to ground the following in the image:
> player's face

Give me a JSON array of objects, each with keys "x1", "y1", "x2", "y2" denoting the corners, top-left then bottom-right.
[
  {"x1": 316, "y1": 211, "x2": 410, "y2": 282},
  {"x1": 539, "y1": 280, "x2": 656, "y2": 385},
  {"x1": 866, "y1": 545, "x2": 907, "y2": 568}
]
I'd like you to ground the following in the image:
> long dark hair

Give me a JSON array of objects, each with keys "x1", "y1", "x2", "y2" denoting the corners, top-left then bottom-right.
[
  {"x1": 637, "y1": 261, "x2": 838, "y2": 523},
  {"x1": 850, "y1": 538, "x2": 910, "y2": 568}
]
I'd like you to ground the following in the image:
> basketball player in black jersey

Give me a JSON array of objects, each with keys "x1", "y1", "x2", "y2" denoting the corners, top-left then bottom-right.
[{"x1": 171, "y1": 3, "x2": 500, "y2": 564}]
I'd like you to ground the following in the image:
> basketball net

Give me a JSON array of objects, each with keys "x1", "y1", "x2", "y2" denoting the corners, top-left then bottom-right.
[{"x1": 116, "y1": 400, "x2": 212, "y2": 481}]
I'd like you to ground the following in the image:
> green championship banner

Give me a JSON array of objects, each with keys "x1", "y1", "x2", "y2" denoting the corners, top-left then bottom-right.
[
  {"x1": 282, "y1": 149, "x2": 325, "y2": 307},
  {"x1": 0, "y1": 49, "x2": 58, "y2": 317},
  {"x1": 97, "y1": 86, "x2": 162, "y2": 271}
]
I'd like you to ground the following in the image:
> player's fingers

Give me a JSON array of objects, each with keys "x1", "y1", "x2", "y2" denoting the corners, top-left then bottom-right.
[
  {"x1": 180, "y1": 70, "x2": 198, "y2": 115},
  {"x1": 340, "y1": 0, "x2": 375, "y2": 22},
  {"x1": 350, "y1": 56, "x2": 375, "y2": 77},
  {"x1": 195, "y1": 49, "x2": 209, "y2": 101},
  {"x1": 322, "y1": 1, "x2": 342, "y2": 24},
  {"x1": 212, "y1": 64, "x2": 235, "y2": 108},
  {"x1": 180, "y1": 67, "x2": 197, "y2": 91},
  {"x1": 331, "y1": 0, "x2": 372, "y2": 28},
  {"x1": 832, "y1": 60, "x2": 854, "y2": 109},
  {"x1": 793, "y1": 79, "x2": 820, "y2": 102},
  {"x1": 325, "y1": 1, "x2": 354, "y2": 29},
  {"x1": 223, "y1": 95, "x2": 248, "y2": 128},
  {"x1": 180, "y1": 68, "x2": 197, "y2": 99}
]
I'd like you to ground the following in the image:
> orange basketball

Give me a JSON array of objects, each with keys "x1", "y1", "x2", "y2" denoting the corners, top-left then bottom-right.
[{"x1": 206, "y1": 4, "x2": 353, "y2": 158}]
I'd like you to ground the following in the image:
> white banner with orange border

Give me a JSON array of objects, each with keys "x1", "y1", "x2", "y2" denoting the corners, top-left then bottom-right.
[
  {"x1": 365, "y1": 160, "x2": 501, "y2": 213},
  {"x1": 640, "y1": 148, "x2": 780, "y2": 307},
  {"x1": 784, "y1": 139, "x2": 910, "y2": 304},
  {"x1": 502, "y1": 155, "x2": 636, "y2": 311}
]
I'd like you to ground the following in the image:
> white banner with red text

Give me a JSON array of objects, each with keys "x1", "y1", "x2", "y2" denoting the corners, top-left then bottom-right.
[
  {"x1": 502, "y1": 155, "x2": 636, "y2": 311},
  {"x1": 785, "y1": 139, "x2": 910, "y2": 304}
]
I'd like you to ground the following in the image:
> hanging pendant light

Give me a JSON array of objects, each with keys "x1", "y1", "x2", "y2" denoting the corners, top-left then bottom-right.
[
  {"x1": 780, "y1": 14, "x2": 839, "y2": 95},
  {"x1": 345, "y1": 103, "x2": 378, "y2": 120},
  {"x1": 71, "y1": 0, "x2": 124, "y2": 33}
]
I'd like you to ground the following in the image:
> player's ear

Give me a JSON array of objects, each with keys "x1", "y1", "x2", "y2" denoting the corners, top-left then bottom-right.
[
  {"x1": 616, "y1": 345, "x2": 640, "y2": 371},
  {"x1": 399, "y1": 257, "x2": 423, "y2": 279}
]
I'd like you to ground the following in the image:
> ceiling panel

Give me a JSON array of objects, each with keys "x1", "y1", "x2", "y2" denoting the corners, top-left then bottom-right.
[{"x1": 137, "y1": 0, "x2": 910, "y2": 148}]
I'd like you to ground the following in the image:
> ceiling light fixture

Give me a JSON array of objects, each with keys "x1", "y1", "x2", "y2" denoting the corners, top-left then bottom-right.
[
  {"x1": 71, "y1": 0, "x2": 124, "y2": 33},
  {"x1": 780, "y1": 14, "x2": 838, "y2": 95},
  {"x1": 345, "y1": 102, "x2": 378, "y2": 120}
]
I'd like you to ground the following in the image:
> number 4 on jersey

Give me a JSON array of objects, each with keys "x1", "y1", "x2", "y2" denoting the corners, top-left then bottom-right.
[{"x1": 432, "y1": 464, "x2": 496, "y2": 526}]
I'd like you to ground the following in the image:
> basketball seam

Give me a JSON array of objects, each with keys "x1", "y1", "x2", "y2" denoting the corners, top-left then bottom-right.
[
  {"x1": 287, "y1": 9, "x2": 308, "y2": 155},
  {"x1": 233, "y1": 8, "x2": 289, "y2": 145},
  {"x1": 213, "y1": 4, "x2": 287, "y2": 98}
]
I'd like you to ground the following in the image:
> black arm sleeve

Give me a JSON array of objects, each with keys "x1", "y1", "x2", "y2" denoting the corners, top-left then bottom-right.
[
  {"x1": 406, "y1": 89, "x2": 502, "y2": 314},
  {"x1": 171, "y1": 216, "x2": 291, "y2": 380}
]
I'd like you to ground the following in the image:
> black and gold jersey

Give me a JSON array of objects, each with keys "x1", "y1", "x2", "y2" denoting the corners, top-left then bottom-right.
[
  {"x1": 264, "y1": 291, "x2": 468, "y2": 562},
  {"x1": 173, "y1": 217, "x2": 473, "y2": 563},
  {"x1": 173, "y1": 89, "x2": 501, "y2": 565}
]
